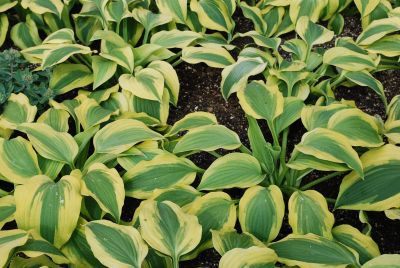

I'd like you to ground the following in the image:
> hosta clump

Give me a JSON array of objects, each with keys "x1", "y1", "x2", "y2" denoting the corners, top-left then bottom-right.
[{"x1": 0, "y1": 49, "x2": 52, "y2": 110}]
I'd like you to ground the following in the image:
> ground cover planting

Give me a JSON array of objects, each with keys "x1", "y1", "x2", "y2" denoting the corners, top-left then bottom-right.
[{"x1": 0, "y1": 0, "x2": 399, "y2": 267}]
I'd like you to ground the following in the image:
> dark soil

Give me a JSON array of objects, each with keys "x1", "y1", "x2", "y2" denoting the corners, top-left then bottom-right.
[{"x1": 170, "y1": 9, "x2": 400, "y2": 268}]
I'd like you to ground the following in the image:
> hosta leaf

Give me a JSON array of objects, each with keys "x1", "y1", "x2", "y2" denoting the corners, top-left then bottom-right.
[
  {"x1": 0, "y1": 195, "x2": 15, "y2": 229},
  {"x1": 93, "y1": 119, "x2": 163, "y2": 154},
  {"x1": 0, "y1": 14, "x2": 8, "y2": 48},
  {"x1": 148, "y1": 61, "x2": 179, "y2": 106},
  {"x1": 131, "y1": 93, "x2": 170, "y2": 125},
  {"x1": 151, "y1": 186, "x2": 201, "y2": 207},
  {"x1": 9, "y1": 256, "x2": 58, "y2": 268},
  {"x1": 17, "y1": 236, "x2": 69, "y2": 264},
  {"x1": 156, "y1": 0, "x2": 187, "y2": 24},
  {"x1": 288, "y1": 151, "x2": 350, "y2": 172},
  {"x1": 173, "y1": 125, "x2": 241, "y2": 153},
  {"x1": 15, "y1": 172, "x2": 82, "y2": 248},
  {"x1": 343, "y1": 71, "x2": 386, "y2": 106},
  {"x1": 270, "y1": 234, "x2": 359, "y2": 267},
  {"x1": 332, "y1": 224, "x2": 380, "y2": 264},
  {"x1": 336, "y1": 144, "x2": 400, "y2": 211},
  {"x1": 166, "y1": 112, "x2": 217, "y2": 137},
  {"x1": 61, "y1": 220, "x2": 106, "y2": 268},
  {"x1": 50, "y1": 63, "x2": 93, "y2": 95},
  {"x1": 182, "y1": 46, "x2": 235, "y2": 68},
  {"x1": 238, "y1": 32, "x2": 281, "y2": 51},
  {"x1": 190, "y1": 0, "x2": 234, "y2": 33},
  {"x1": 82, "y1": 163, "x2": 124, "y2": 222},
  {"x1": 92, "y1": 56, "x2": 117, "y2": 90},
  {"x1": 301, "y1": 103, "x2": 351, "y2": 131},
  {"x1": 0, "y1": 229, "x2": 29, "y2": 268},
  {"x1": 74, "y1": 98, "x2": 114, "y2": 130},
  {"x1": 288, "y1": 128, "x2": 363, "y2": 177},
  {"x1": 357, "y1": 17, "x2": 400, "y2": 46},
  {"x1": 0, "y1": 93, "x2": 37, "y2": 130},
  {"x1": 0, "y1": 0, "x2": 17, "y2": 12},
  {"x1": 119, "y1": 68, "x2": 164, "y2": 102},
  {"x1": 288, "y1": 190, "x2": 334, "y2": 238},
  {"x1": 42, "y1": 44, "x2": 92, "y2": 69},
  {"x1": 262, "y1": 6, "x2": 285, "y2": 37},
  {"x1": 323, "y1": 47, "x2": 377, "y2": 71},
  {"x1": 0, "y1": 137, "x2": 41, "y2": 184},
  {"x1": 100, "y1": 46, "x2": 134, "y2": 73},
  {"x1": 237, "y1": 80, "x2": 284, "y2": 124},
  {"x1": 289, "y1": 0, "x2": 328, "y2": 22},
  {"x1": 219, "y1": 247, "x2": 278, "y2": 268},
  {"x1": 124, "y1": 154, "x2": 198, "y2": 199},
  {"x1": 385, "y1": 208, "x2": 400, "y2": 220},
  {"x1": 239, "y1": 2, "x2": 267, "y2": 34},
  {"x1": 328, "y1": 13, "x2": 345, "y2": 35},
  {"x1": 86, "y1": 220, "x2": 148, "y2": 268},
  {"x1": 221, "y1": 57, "x2": 267, "y2": 99},
  {"x1": 296, "y1": 16, "x2": 334, "y2": 47},
  {"x1": 150, "y1": 30, "x2": 200, "y2": 49},
  {"x1": 139, "y1": 200, "x2": 202, "y2": 264},
  {"x1": 10, "y1": 16, "x2": 41, "y2": 50},
  {"x1": 211, "y1": 229, "x2": 264, "y2": 256},
  {"x1": 198, "y1": 153, "x2": 264, "y2": 191},
  {"x1": 18, "y1": 123, "x2": 78, "y2": 166},
  {"x1": 132, "y1": 7, "x2": 172, "y2": 31},
  {"x1": 37, "y1": 108, "x2": 70, "y2": 132},
  {"x1": 354, "y1": 0, "x2": 380, "y2": 17},
  {"x1": 183, "y1": 192, "x2": 236, "y2": 259},
  {"x1": 21, "y1": 0, "x2": 64, "y2": 17},
  {"x1": 239, "y1": 185, "x2": 284, "y2": 242},
  {"x1": 43, "y1": 28, "x2": 75, "y2": 44},
  {"x1": 362, "y1": 254, "x2": 400, "y2": 267},
  {"x1": 367, "y1": 35, "x2": 400, "y2": 57},
  {"x1": 274, "y1": 97, "x2": 305, "y2": 134},
  {"x1": 327, "y1": 108, "x2": 383, "y2": 147}
]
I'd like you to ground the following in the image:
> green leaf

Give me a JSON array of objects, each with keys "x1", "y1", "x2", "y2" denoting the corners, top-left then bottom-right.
[
  {"x1": 301, "y1": 103, "x2": 351, "y2": 131},
  {"x1": 123, "y1": 154, "x2": 198, "y2": 199},
  {"x1": 288, "y1": 190, "x2": 334, "y2": 238},
  {"x1": 148, "y1": 61, "x2": 180, "y2": 106},
  {"x1": 0, "y1": 14, "x2": 9, "y2": 48},
  {"x1": 0, "y1": 195, "x2": 15, "y2": 229},
  {"x1": 239, "y1": 185, "x2": 284, "y2": 242},
  {"x1": 362, "y1": 254, "x2": 400, "y2": 268},
  {"x1": 211, "y1": 229, "x2": 264, "y2": 256},
  {"x1": 366, "y1": 35, "x2": 400, "y2": 57},
  {"x1": 274, "y1": 97, "x2": 305, "y2": 134},
  {"x1": 289, "y1": 0, "x2": 328, "y2": 22},
  {"x1": 150, "y1": 30, "x2": 201, "y2": 49},
  {"x1": 86, "y1": 220, "x2": 148, "y2": 268},
  {"x1": 323, "y1": 47, "x2": 377, "y2": 71},
  {"x1": 198, "y1": 153, "x2": 264, "y2": 191},
  {"x1": 18, "y1": 123, "x2": 79, "y2": 166},
  {"x1": 15, "y1": 172, "x2": 82, "y2": 248},
  {"x1": 10, "y1": 16, "x2": 42, "y2": 49},
  {"x1": 155, "y1": 0, "x2": 187, "y2": 24},
  {"x1": 183, "y1": 192, "x2": 236, "y2": 259},
  {"x1": 82, "y1": 163, "x2": 125, "y2": 221},
  {"x1": 17, "y1": 236, "x2": 69, "y2": 264},
  {"x1": 288, "y1": 128, "x2": 363, "y2": 177},
  {"x1": 100, "y1": 45, "x2": 134, "y2": 73},
  {"x1": 92, "y1": 56, "x2": 117, "y2": 90},
  {"x1": 296, "y1": 16, "x2": 334, "y2": 47},
  {"x1": 119, "y1": 68, "x2": 164, "y2": 102},
  {"x1": 182, "y1": 46, "x2": 235, "y2": 68},
  {"x1": 270, "y1": 234, "x2": 360, "y2": 267},
  {"x1": 328, "y1": 13, "x2": 345, "y2": 35},
  {"x1": 43, "y1": 28, "x2": 75, "y2": 44},
  {"x1": 139, "y1": 200, "x2": 202, "y2": 265},
  {"x1": 37, "y1": 108, "x2": 70, "y2": 132},
  {"x1": 219, "y1": 247, "x2": 278, "y2": 268},
  {"x1": 50, "y1": 63, "x2": 93, "y2": 95},
  {"x1": 93, "y1": 119, "x2": 163, "y2": 154},
  {"x1": 190, "y1": 0, "x2": 234, "y2": 33},
  {"x1": 132, "y1": 7, "x2": 172, "y2": 31},
  {"x1": 239, "y1": 2, "x2": 267, "y2": 34},
  {"x1": 336, "y1": 144, "x2": 400, "y2": 211},
  {"x1": 0, "y1": 137, "x2": 41, "y2": 184},
  {"x1": 221, "y1": 57, "x2": 267, "y2": 99},
  {"x1": 0, "y1": 93, "x2": 37, "y2": 130},
  {"x1": 0, "y1": 229, "x2": 29, "y2": 268},
  {"x1": 42, "y1": 44, "x2": 92, "y2": 69},
  {"x1": 152, "y1": 186, "x2": 201, "y2": 207},
  {"x1": 166, "y1": 112, "x2": 217, "y2": 137},
  {"x1": 332, "y1": 224, "x2": 380, "y2": 264},
  {"x1": 354, "y1": 0, "x2": 380, "y2": 17},
  {"x1": 357, "y1": 17, "x2": 400, "y2": 46},
  {"x1": 173, "y1": 125, "x2": 241, "y2": 153},
  {"x1": 21, "y1": 0, "x2": 64, "y2": 17}
]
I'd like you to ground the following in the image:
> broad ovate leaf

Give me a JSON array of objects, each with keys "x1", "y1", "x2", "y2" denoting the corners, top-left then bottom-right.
[
  {"x1": 173, "y1": 125, "x2": 241, "y2": 153},
  {"x1": 156, "y1": 0, "x2": 187, "y2": 24},
  {"x1": 50, "y1": 63, "x2": 93, "y2": 95},
  {"x1": 336, "y1": 144, "x2": 400, "y2": 211},
  {"x1": 0, "y1": 93, "x2": 37, "y2": 130},
  {"x1": 0, "y1": 229, "x2": 29, "y2": 268},
  {"x1": 357, "y1": 17, "x2": 400, "y2": 46},
  {"x1": 239, "y1": 185, "x2": 284, "y2": 242},
  {"x1": 270, "y1": 233, "x2": 360, "y2": 267},
  {"x1": 323, "y1": 47, "x2": 377, "y2": 71},
  {"x1": 93, "y1": 119, "x2": 163, "y2": 154},
  {"x1": 182, "y1": 46, "x2": 235, "y2": 68},
  {"x1": 18, "y1": 123, "x2": 79, "y2": 166},
  {"x1": 296, "y1": 16, "x2": 334, "y2": 47},
  {"x1": 288, "y1": 190, "x2": 334, "y2": 238},
  {"x1": 86, "y1": 220, "x2": 148, "y2": 268},
  {"x1": 219, "y1": 246, "x2": 278, "y2": 268},
  {"x1": 211, "y1": 229, "x2": 264, "y2": 256},
  {"x1": 92, "y1": 56, "x2": 117, "y2": 90},
  {"x1": 82, "y1": 163, "x2": 125, "y2": 222},
  {"x1": 0, "y1": 195, "x2": 16, "y2": 229},
  {"x1": 190, "y1": 0, "x2": 234, "y2": 33},
  {"x1": 198, "y1": 153, "x2": 264, "y2": 191},
  {"x1": 166, "y1": 112, "x2": 217, "y2": 137},
  {"x1": 14, "y1": 172, "x2": 82, "y2": 248},
  {"x1": 139, "y1": 200, "x2": 202, "y2": 264}
]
